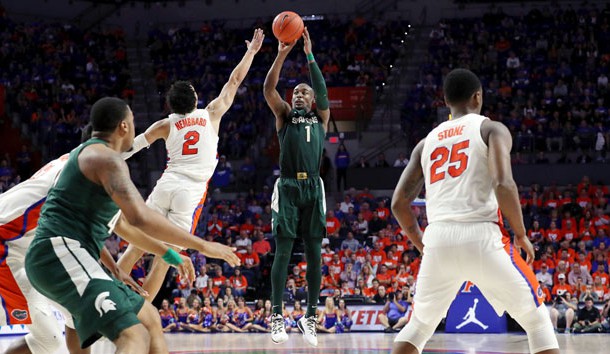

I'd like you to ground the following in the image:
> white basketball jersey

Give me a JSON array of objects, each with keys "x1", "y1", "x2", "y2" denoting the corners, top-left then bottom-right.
[
  {"x1": 421, "y1": 113, "x2": 499, "y2": 224},
  {"x1": 0, "y1": 155, "x2": 68, "y2": 240},
  {"x1": 164, "y1": 109, "x2": 219, "y2": 182}
]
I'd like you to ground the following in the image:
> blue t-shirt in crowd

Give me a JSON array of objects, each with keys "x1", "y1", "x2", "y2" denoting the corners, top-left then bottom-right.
[
  {"x1": 387, "y1": 300, "x2": 408, "y2": 320},
  {"x1": 335, "y1": 151, "x2": 350, "y2": 169}
]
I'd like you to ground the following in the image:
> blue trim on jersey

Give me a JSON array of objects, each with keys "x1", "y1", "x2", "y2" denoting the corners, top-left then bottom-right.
[
  {"x1": 510, "y1": 244, "x2": 541, "y2": 307},
  {"x1": 189, "y1": 204, "x2": 203, "y2": 234},
  {"x1": 0, "y1": 244, "x2": 7, "y2": 266},
  {"x1": 4, "y1": 197, "x2": 47, "y2": 242},
  {"x1": 0, "y1": 288, "x2": 10, "y2": 324}
]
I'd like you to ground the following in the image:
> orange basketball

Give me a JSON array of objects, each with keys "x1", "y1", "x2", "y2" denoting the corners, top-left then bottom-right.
[{"x1": 272, "y1": 11, "x2": 304, "y2": 43}]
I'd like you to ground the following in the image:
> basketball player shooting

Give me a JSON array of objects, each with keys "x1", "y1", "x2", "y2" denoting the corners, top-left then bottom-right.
[
  {"x1": 116, "y1": 28, "x2": 264, "y2": 300},
  {"x1": 390, "y1": 69, "x2": 559, "y2": 354},
  {"x1": 264, "y1": 27, "x2": 330, "y2": 347}
]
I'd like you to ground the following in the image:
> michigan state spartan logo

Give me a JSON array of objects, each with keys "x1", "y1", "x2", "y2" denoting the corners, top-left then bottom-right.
[{"x1": 94, "y1": 291, "x2": 117, "y2": 317}]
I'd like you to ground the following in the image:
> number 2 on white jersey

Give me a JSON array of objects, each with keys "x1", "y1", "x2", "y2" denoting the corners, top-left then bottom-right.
[{"x1": 182, "y1": 131, "x2": 200, "y2": 155}]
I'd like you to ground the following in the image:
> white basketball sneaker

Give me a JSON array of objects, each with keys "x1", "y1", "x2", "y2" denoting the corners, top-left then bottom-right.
[
  {"x1": 297, "y1": 315, "x2": 318, "y2": 347},
  {"x1": 271, "y1": 314, "x2": 288, "y2": 344}
]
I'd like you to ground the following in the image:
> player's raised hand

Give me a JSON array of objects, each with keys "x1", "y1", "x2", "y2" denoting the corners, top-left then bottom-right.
[
  {"x1": 278, "y1": 39, "x2": 297, "y2": 55},
  {"x1": 173, "y1": 254, "x2": 196, "y2": 285},
  {"x1": 246, "y1": 28, "x2": 265, "y2": 54},
  {"x1": 302, "y1": 26, "x2": 312, "y2": 56},
  {"x1": 514, "y1": 235, "x2": 534, "y2": 265},
  {"x1": 202, "y1": 241, "x2": 242, "y2": 267}
]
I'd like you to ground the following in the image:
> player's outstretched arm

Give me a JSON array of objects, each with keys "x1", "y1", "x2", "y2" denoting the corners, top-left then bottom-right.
[
  {"x1": 207, "y1": 29, "x2": 264, "y2": 131},
  {"x1": 89, "y1": 151, "x2": 241, "y2": 268},
  {"x1": 263, "y1": 39, "x2": 296, "y2": 131},
  {"x1": 112, "y1": 217, "x2": 196, "y2": 286},
  {"x1": 121, "y1": 119, "x2": 170, "y2": 160},
  {"x1": 485, "y1": 120, "x2": 533, "y2": 264},
  {"x1": 99, "y1": 246, "x2": 149, "y2": 296},
  {"x1": 302, "y1": 27, "x2": 330, "y2": 132},
  {"x1": 391, "y1": 140, "x2": 426, "y2": 254}
]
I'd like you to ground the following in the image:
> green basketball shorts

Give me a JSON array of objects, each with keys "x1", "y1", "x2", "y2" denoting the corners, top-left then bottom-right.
[
  {"x1": 271, "y1": 176, "x2": 327, "y2": 240},
  {"x1": 25, "y1": 236, "x2": 145, "y2": 348}
]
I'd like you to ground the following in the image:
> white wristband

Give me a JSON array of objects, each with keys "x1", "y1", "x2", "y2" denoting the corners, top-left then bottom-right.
[{"x1": 121, "y1": 133, "x2": 150, "y2": 160}]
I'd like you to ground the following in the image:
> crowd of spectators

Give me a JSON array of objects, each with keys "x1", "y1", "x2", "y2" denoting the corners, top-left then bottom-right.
[
  {"x1": 403, "y1": 4, "x2": 610, "y2": 163},
  {"x1": 0, "y1": 6, "x2": 132, "y2": 181},
  {"x1": 154, "y1": 295, "x2": 358, "y2": 334},
  {"x1": 517, "y1": 175, "x2": 610, "y2": 332},
  {"x1": 128, "y1": 172, "x2": 610, "y2": 333},
  {"x1": 106, "y1": 184, "x2": 422, "y2": 305},
  {"x1": 0, "y1": 148, "x2": 28, "y2": 193}
]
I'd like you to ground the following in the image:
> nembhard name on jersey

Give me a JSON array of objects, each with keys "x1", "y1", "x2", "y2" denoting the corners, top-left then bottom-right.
[
  {"x1": 437, "y1": 125, "x2": 465, "y2": 141},
  {"x1": 291, "y1": 116, "x2": 319, "y2": 124},
  {"x1": 175, "y1": 117, "x2": 207, "y2": 130}
]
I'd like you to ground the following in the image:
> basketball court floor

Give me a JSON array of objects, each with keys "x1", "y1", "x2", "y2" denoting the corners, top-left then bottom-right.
[{"x1": 1, "y1": 332, "x2": 608, "y2": 353}]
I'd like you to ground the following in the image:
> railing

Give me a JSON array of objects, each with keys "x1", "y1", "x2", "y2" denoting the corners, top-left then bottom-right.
[{"x1": 353, "y1": 132, "x2": 407, "y2": 165}]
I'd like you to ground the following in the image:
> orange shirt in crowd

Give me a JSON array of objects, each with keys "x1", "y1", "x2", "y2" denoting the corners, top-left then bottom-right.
[
  {"x1": 561, "y1": 226, "x2": 578, "y2": 243},
  {"x1": 579, "y1": 225, "x2": 597, "y2": 242},
  {"x1": 593, "y1": 285, "x2": 609, "y2": 299},
  {"x1": 551, "y1": 283, "x2": 573, "y2": 296},
  {"x1": 212, "y1": 275, "x2": 226, "y2": 288},
  {"x1": 252, "y1": 239, "x2": 271, "y2": 256},
  {"x1": 327, "y1": 260, "x2": 344, "y2": 281},
  {"x1": 576, "y1": 196, "x2": 592, "y2": 208},
  {"x1": 376, "y1": 207, "x2": 390, "y2": 220},
  {"x1": 322, "y1": 252, "x2": 334, "y2": 264},
  {"x1": 230, "y1": 274, "x2": 248, "y2": 292},
  {"x1": 555, "y1": 248, "x2": 576, "y2": 262},
  {"x1": 541, "y1": 287, "x2": 552, "y2": 303},
  {"x1": 363, "y1": 286, "x2": 378, "y2": 298},
  {"x1": 546, "y1": 228, "x2": 563, "y2": 243},
  {"x1": 593, "y1": 271, "x2": 610, "y2": 286},
  {"x1": 207, "y1": 220, "x2": 223, "y2": 236},
  {"x1": 545, "y1": 199, "x2": 559, "y2": 209},
  {"x1": 370, "y1": 249, "x2": 386, "y2": 264},
  {"x1": 239, "y1": 252, "x2": 260, "y2": 267},
  {"x1": 377, "y1": 272, "x2": 393, "y2": 287},
  {"x1": 533, "y1": 258, "x2": 556, "y2": 271},
  {"x1": 381, "y1": 259, "x2": 398, "y2": 276},
  {"x1": 528, "y1": 228, "x2": 546, "y2": 242},
  {"x1": 322, "y1": 274, "x2": 338, "y2": 289},
  {"x1": 240, "y1": 223, "x2": 255, "y2": 235},
  {"x1": 326, "y1": 216, "x2": 340, "y2": 235}
]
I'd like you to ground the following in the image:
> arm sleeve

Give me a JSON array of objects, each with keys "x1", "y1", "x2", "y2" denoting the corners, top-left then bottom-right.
[
  {"x1": 121, "y1": 133, "x2": 150, "y2": 160},
  {"x1": 309, "y1": 61, "x2": 329, "y2": 110}
]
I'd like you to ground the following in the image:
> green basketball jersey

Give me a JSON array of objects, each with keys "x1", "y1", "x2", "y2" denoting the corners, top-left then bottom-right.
[
  {"x1": 278, "y1": 109, "x2": 325, "y2": 178},
  {"x1": 33, "y1": 138, "x2": 119, "y2": 259}
]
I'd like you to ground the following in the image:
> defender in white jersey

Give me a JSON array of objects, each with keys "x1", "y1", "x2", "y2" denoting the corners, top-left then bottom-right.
[
  {"x1": 0, "y1": 152, "x2": 146, "y2": 354},
  {"x1": 0, "y1": 156, "x2": 70, "y2": 354},
  {"x1": 391, "y1": 69, "x2": 559, "y2": 354},
  {"x1": 117, "y1": 29, "x2": 264, "y2": 300}
]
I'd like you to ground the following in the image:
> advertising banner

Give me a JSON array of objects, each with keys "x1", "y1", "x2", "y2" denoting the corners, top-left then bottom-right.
[{"x1": 445, "y1": 281, "x2": 507, "y2": 333}]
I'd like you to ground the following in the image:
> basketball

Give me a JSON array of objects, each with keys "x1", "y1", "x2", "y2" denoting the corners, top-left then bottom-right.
[{"x1": 272, "y1": 11, "x2": 304, "y2": 43}]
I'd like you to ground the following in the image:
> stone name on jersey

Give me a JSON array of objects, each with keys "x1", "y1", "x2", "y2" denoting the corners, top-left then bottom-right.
[{"x1": 437, "y1": 125, "x2": 465, "y2": 141}]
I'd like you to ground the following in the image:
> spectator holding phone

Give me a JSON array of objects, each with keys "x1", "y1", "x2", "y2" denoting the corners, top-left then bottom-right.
[
  {"x1": 378, "y1": 290, "x2": 408, "y2": 332},
  {"x1": 549, "y1": 291, "x2": 577, "y2": 333}
]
